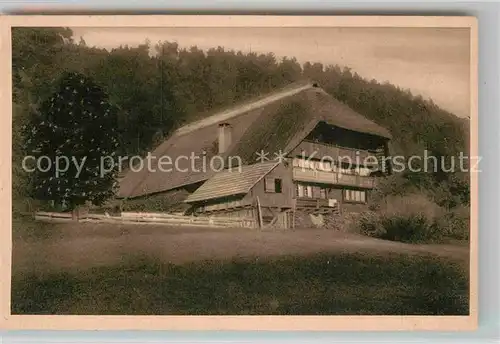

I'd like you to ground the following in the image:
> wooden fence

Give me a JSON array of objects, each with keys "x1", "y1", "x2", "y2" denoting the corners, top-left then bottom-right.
[
  {"x1": 34, "y1": 211, "x2": 257, "y2": 229},
  {"x1": 34, "y1": 211, "x2": 73, "y2": 223}
]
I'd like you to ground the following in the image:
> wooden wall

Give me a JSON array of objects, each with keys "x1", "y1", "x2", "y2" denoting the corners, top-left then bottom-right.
[{"x1": 245, "y1": 162, "x2": 293, "y2": 209}]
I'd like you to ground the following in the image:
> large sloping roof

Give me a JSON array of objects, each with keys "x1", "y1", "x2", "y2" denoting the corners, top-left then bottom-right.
[
  {"x1": 184, "y1": 161, "x2": 279, "y2": 203},
  {"x1": 118, "y1": 81, "x2": 391, "y2": 198}
]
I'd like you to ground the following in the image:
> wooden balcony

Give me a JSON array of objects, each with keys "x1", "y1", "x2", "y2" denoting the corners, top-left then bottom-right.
[
  {"x1": 336, "y1": 173, "x2": 376, "y2": 188},
  {"x1": 292, "y1": 167, "x2": 338, "y2": 184},
  {"x1": 292, "y1": 167, "x2": 376, "y2": 189}
]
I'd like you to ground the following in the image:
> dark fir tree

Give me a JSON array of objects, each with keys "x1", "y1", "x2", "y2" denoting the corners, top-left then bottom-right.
[{"x1": 23, "y1": 71, "x2": 120, "y2": 210}]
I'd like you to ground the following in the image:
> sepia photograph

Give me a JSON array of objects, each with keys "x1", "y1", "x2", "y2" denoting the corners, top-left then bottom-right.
[{"x1": 1, "y1": 15, "x2": 477, "y2": 330}]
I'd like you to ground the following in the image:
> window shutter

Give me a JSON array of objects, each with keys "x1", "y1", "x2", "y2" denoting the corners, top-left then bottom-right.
[{"x1": 265, "y1": 178, "x2": 275, "y2": 193}]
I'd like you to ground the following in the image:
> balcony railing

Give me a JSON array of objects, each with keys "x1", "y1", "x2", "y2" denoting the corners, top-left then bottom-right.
[
  {"x1": 336, "y1": 173, "x2": 376, "y2": 188},
  {"x1": 292, "y1": 168, "x2": 338, "y2": 184},
  {"x1": 292, "y1": 167, "x2": 376, "y2": 189}
]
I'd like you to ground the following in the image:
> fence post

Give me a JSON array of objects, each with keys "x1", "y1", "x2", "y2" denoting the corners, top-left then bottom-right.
[{"x1": 256, "y1": 197, "x2": 263, "y2": 230}]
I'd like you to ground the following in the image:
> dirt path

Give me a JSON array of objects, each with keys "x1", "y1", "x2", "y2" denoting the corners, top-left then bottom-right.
[{"x1": 12, "y1": 222, "x2": 469, "y2": 274}]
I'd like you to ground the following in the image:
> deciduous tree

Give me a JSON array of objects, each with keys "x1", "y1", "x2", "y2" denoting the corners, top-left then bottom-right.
[{"x1": 23, "y1": 72, "x2": 120, "y2": 211}]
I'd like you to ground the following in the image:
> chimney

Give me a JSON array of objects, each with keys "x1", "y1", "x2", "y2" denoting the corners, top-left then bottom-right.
[{"x1": 218, "y1": 122, "x2": 232, "y2": 154}]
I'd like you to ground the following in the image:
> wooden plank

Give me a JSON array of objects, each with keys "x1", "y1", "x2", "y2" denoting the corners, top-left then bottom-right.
[
  {"x1": 36, "y1": 211, "x2": 73, "y2": 218},
  {"x1": 34, "y1": 216, "x2": 72, "y2": 223},
  {"x1": 256, "y1": 197, "x2": 263, "y2": 229}
]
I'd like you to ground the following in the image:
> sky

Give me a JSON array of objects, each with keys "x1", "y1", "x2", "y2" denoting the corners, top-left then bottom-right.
[{"x1": 71, "y1": 27, "x2": 471, "y2": 118}]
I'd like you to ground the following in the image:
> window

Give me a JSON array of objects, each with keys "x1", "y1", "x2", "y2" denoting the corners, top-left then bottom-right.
[
  {"x1": 360, "y1": 191, "x2": 366, "y2": 203},
  {"x1": 296, "y1": 183, "x2": 304, "y2": 197},
  {"x1": 319, "y1": 187, "x2": 327, "y2": 199},
  {"x1": 296, "y1": 183, "x2": 313, "y2": 198},
  {"x1": 304, "y1": 185, "x2": 312, "y2": 198},
  {"x1": 344, "y1": 189, "x2": 367, "y2": 203},
  {"x1": 265, "y1": 178, "x2": 282, "y2": 193},
  {"x1": 274, "y1": 178, "x2": 282, "y2": 193}
]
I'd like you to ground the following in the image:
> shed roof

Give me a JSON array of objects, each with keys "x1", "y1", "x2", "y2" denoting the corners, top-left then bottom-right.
[{"x1": 184, "y1": 161, "x2": 279, "y2": 203}]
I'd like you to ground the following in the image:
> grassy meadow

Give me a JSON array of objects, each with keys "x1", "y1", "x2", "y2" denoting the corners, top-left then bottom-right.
[{"x1": 12, "y1": 250, "x2": 469, "y2": 315}]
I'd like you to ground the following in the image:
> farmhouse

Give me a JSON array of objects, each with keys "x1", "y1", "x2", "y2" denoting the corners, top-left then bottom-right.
[{"x1": 118, "y1": 81, "x2": 392, "y2": 228}]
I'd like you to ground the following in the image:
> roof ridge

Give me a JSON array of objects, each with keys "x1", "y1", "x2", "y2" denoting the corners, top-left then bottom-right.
[{"x1": 174, "y1": 82, "x2": 314, "y2": 137}]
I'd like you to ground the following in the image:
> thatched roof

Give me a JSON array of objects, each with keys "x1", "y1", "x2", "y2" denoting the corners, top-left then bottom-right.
[{"x1": 118, "y1": 82, "x2": 391, "y2": 198}]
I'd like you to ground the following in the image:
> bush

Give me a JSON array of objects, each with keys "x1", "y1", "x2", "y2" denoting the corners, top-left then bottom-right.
[
  {"x1": 380, "y1": 213, "x2": 441, "y2": 243},
  {"x1": 357, "y1": 212, "x2": 441, "y2": 244},
  {"x1": 436, "y1": 206, "x2": 470, "y2": 241},
  {"x1": 356, "y1": 193, "x2": 469, "y2": 243},
  {"x1": 355, "y1": 211, "x2": 385, "y2": 237}
]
